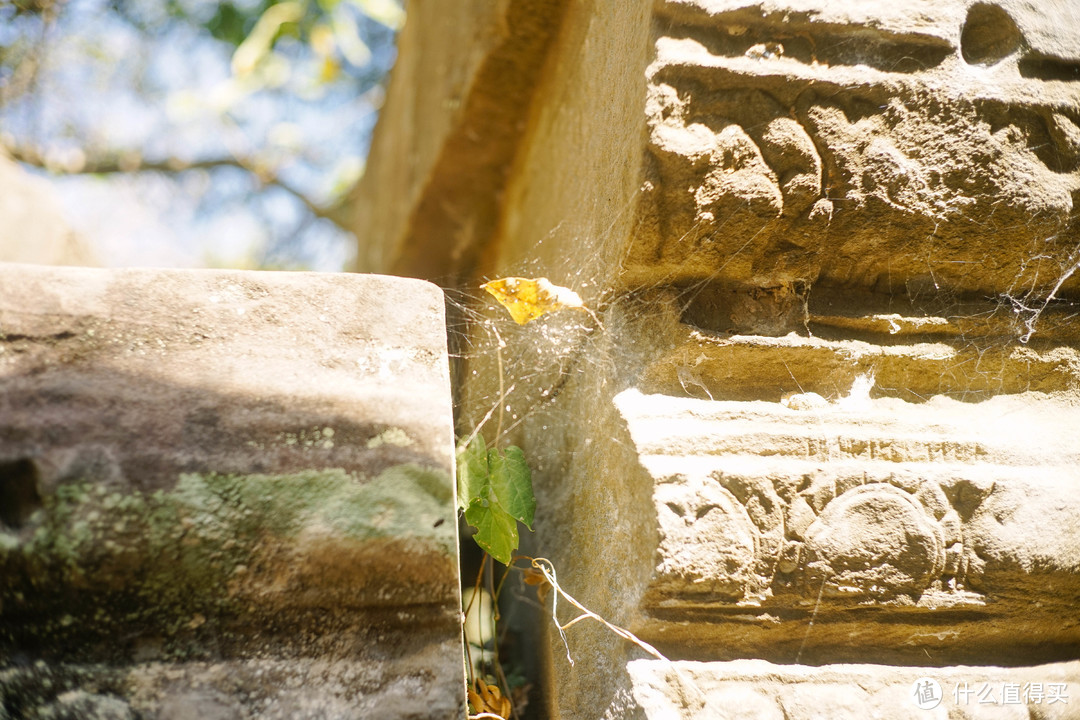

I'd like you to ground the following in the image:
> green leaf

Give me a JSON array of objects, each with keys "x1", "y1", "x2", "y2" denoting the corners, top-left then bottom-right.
[
  {"x1": 464, "y1": 495, "x2": 519, "y2": 565},
  {"x1": 488, "y1": 445, "x2": 535, "y2": 530},
  {"x1": 455, "y1": 434, "x2": 488, "y2": 512},
  {"x1": 456, "y1": 437, "x2": 536, "y2": 565}
]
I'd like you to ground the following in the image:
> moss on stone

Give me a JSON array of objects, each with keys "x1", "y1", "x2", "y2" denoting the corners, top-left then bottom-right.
[{"x1": 0, "y1": 465, "x2": 455, "y2": 657}]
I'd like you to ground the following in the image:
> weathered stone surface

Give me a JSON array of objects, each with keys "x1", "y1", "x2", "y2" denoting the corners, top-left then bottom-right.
[
  {"x1": 635, "y1": 0, "x2": 1080, "y2": 302},
  {"x1": 643, "y1": 292, "x2": 1080, "y2": 402},
  {"x1": 618, "y1": 387, "x2": 1080, "y2": 664},
  {"x1": 353, "y1": 0, "x2": 1080, "y2": 717},
  {"x1": 2, "y1": 653, "x2": 463, "y2": 720},
  {"x1": 346, "y1": 0, "x2": 567, "y2": 280},
  {"x1": 0, "y1": 264, "x2": 463, "y2": 719},
  {"x1": 626, "y1": 659, "x2": 1080, "y2": 719},
  {"x1": 0, "y1": 264, "x2": 453, "y2": 489}
]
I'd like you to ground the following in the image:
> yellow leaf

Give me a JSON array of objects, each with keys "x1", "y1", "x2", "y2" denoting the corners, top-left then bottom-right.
[{"x1": 481, "y1": 277, "x2": 585, "y2": 325}]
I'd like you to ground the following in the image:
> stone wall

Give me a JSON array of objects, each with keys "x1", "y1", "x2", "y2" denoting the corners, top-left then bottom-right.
[
  {"x1": 355, "y1": 0, "x2": 1080, "y2": 718},
  {"x1": 0, "y1": 264, "x2": 464, "y2": 719}
]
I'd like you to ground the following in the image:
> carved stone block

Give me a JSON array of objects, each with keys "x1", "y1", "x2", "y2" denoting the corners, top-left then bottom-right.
[
  {"x1": 636, "y1": 0, "x2": 1080, "y2": 305},
  {"x1": 617, "y1": 388, "x2": 1080, "y2": 664},
  {"x1": 352, "y1": 0, "x2": 1080, "y2": 717}
]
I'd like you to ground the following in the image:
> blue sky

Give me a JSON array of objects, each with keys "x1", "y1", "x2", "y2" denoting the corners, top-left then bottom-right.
[{"x1": 0, "y1": 0, "x2": 399, "y2": 270}]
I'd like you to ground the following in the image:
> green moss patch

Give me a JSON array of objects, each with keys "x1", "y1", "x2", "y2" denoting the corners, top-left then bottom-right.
[{"x1": 0, "y1": 465, "x2": 456, "y2": 656}]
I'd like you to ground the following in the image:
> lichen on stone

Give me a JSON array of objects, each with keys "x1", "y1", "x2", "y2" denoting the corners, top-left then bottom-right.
[{"x1": 0, "y1": 465, "x2": 456, "y2": 660}]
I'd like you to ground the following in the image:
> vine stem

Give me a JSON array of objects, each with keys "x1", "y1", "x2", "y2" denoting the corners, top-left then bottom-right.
[
  {"x1": 494, "y1": 323, "x2": 506, "y2": 441},
  {"x1": 462, "y1": 553, "x2": 489, "y2": 686},
  {"x1": 486, "y1": 554, "x2": 515, "y2": 720}
]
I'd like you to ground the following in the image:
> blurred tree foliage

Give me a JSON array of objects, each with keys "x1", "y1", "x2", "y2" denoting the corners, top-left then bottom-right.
[
  {"x1": 0, "y1": 0, "x2": 403, "y2": 269},
  {"x1": 110, "y1": 0, "x2": 402, "y2": 84}
]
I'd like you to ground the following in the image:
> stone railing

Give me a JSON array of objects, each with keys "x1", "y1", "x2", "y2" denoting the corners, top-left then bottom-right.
[{"x1": 0, "y1": 264, "x2": 464, "y2": 719}]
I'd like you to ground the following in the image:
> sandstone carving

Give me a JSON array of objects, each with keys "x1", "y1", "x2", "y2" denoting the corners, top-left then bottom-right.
[
  {"x1": 619, "y1": 383, "x2": 1080, "y2": 661},
  {"x1": 354, "y1": 0, "x2": 1080, "y2": 717}
]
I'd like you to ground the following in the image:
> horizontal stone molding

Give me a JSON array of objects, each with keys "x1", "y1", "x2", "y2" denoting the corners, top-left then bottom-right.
[
  {"x1": 615, "y1": 389, "x2": 1080, "y2": 663},
  {"x1": 641, "y1": 326, "x2": 1080, "y2": 402}
]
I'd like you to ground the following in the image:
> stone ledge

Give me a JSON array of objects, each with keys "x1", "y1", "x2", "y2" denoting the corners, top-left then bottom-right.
[
  {"x1": 618, "y1": 388, "x2": 1079, "y2": 466},
  {"x1": 0, "y1": 264, "x2": 464, "y2": 717},
  {"x1": 625, "y1": 658, "x2": 1080, "y2": 720},
  {"x1": 641, "y1": 329, "x2": 1080, "y2": 402},
  {"x1": 0, "y1": 263, "x2": 454, "y2": 486}
]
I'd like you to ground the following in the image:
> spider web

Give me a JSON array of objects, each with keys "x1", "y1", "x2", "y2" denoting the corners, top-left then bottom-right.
[
  {"x1": 442, "y1": 163, "x2": 1080, "y2": 697},
  {"x1": 439, "y1": 181, "x2": 1080, "y2": 454}
]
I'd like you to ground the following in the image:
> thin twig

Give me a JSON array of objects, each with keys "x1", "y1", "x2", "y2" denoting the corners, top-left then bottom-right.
[
  {"x1": 2, "y1": 141, "x2": 343, "y2": 225},
  {"x1": 457, "y1": 380, "x2": 516, "y2": 452},
  {"x1": 796, "y1": 571, "x2": 830, "y2": 664}
]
